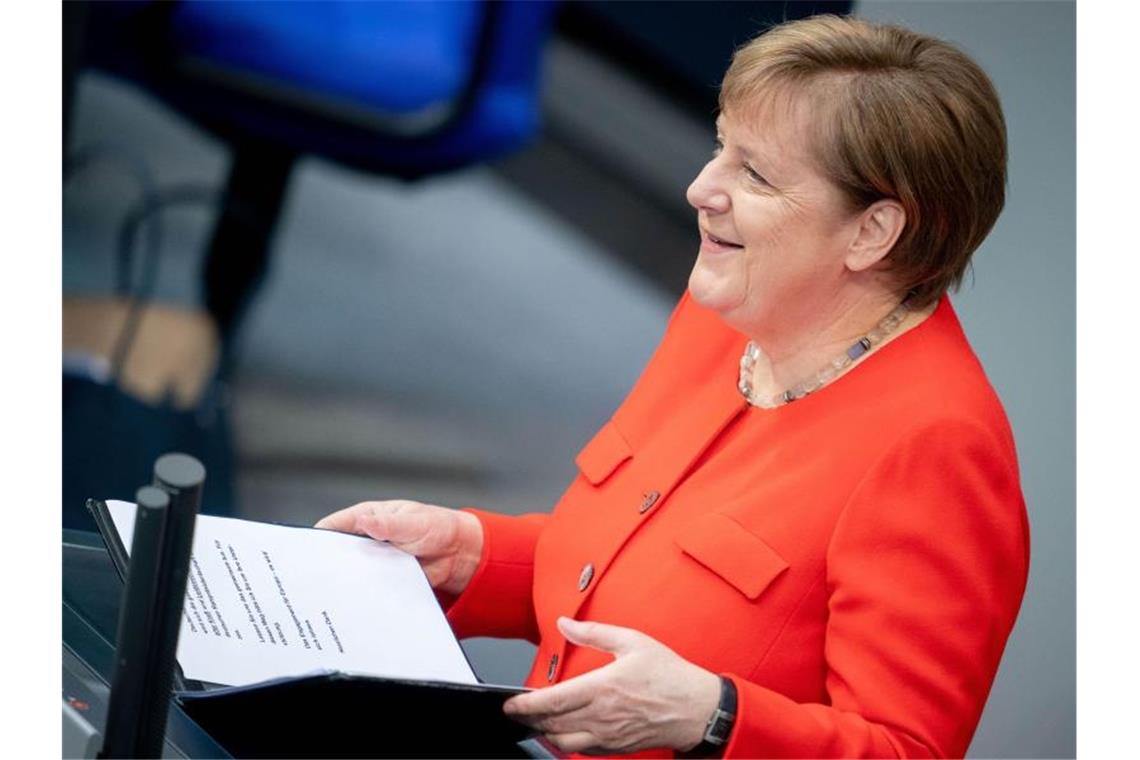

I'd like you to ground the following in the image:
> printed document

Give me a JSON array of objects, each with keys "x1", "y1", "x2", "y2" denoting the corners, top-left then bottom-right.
[{"x1": 105, "y1": 500, "x2": 478, "y2": 688}]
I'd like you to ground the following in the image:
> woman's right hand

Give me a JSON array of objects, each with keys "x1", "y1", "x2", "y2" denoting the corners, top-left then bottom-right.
[{"x1": 315, "y1": 500, "x2": 484, "y2": 596}]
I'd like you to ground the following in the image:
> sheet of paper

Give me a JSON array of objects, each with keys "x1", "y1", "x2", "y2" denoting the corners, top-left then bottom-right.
[{"x1": 106, "y1": 500, "x2": 478, "y2": 688}]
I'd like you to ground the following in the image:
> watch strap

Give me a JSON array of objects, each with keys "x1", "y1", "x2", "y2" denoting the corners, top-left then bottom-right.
[{"x1": 682, "y1": 676, "x2": 738, "y2": 758}]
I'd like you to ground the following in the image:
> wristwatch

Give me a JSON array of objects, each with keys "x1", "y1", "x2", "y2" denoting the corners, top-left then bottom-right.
[{"x1": 684, "y1": 676, "x2": 738, "y2": 757}]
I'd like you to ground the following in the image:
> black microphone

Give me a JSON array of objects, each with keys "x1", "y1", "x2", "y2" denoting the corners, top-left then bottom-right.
[
  {"x1": 98, "y1": 485, "x2": 169, "y2": 758},
  {"x1": 98, "y1": 453, "x2": 206, "y2": 758}
]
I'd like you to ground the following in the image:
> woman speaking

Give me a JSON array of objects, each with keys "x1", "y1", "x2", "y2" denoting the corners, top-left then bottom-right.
[{"x1": 317, "y1": 15, "x2": 1029, "y2": 758}]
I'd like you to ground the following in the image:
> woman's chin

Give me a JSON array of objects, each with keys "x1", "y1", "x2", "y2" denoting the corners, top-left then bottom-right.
[{"x1": 688, "y1": 268, "x2": 742, "y2": 315}]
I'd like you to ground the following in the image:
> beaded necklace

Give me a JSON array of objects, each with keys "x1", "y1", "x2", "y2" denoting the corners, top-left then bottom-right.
[{"x1": 737, "y1": 300, "x2": 910, "y2": 408}]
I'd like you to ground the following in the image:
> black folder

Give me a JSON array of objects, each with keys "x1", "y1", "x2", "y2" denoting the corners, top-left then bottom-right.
[
  {"x1": 177, "y1": 673, "x2": 531, "y2": 758},
  {"x1": 87, "y1": 499, "x2": 536, "y2": 758}
]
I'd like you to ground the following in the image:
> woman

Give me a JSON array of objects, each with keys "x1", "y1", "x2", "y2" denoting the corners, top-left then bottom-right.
[{"x1": 317, "y1": 15, "x2": 1029, "y2": 758}]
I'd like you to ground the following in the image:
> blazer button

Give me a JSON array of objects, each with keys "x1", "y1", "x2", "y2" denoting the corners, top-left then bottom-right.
[
  {"x1": 639, "y1": 490, "x2": 660, "y2": 513},
  {"x1": 578, "y1": 563, "x2": 595, "y2": 592},
  {"x1": 547, "y1": 653, "x2": 558, "y2": 682}
]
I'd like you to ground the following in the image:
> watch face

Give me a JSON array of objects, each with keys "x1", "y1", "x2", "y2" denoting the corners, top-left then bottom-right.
[{"x1": 706, "y1": 710, "x2": 735, "y2": 744}]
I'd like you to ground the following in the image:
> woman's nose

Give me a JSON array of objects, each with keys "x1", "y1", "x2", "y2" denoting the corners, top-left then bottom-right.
[{"x1": 686, "y1": 160, "x2": 730, "y2": 214}]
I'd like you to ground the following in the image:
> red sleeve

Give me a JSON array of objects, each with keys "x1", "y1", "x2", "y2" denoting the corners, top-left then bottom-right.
[
  {"x1": 723, "y1": 419, "x2": 1030, "y2": 758},
  {"x1": 444, "y1": 508, "x2": 548, "y2": 643}
]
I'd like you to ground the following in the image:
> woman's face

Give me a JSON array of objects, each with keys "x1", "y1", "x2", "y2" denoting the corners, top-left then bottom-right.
[{"x1": 686, "y1": 98, "x2": 863, "y2": 340}]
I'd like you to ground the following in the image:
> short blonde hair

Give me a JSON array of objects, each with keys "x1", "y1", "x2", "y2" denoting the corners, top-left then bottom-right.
[{"x1": 721, "y1": 15, "x2": 1007, "y2": 307}]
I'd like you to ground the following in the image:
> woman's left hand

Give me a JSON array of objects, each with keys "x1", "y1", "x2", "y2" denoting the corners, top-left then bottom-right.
[{"x1": 503, "y1": 617, "x2": 722, "y2": 755}]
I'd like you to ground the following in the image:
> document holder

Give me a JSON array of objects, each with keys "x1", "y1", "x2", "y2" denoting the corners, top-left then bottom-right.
[
  {"x1": 87, "y1": 499, "x2": 534, "y2": 758},
  {"x1": 177, "y1": 672, "x2": 530, "y2": 758}
]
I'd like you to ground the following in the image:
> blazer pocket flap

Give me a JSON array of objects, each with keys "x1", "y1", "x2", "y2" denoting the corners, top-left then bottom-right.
[
  {"x1": 575, "y1": 421, "x2": 633, "y2": 485},
  {"x1": 676, "y1": 513, "x2": 789, "y2": 600}
]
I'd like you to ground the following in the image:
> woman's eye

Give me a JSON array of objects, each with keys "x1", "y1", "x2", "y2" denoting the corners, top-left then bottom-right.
[
  {"x1": 744, "y1": 164, "x2": 770, "y2": 186},
  {"x1": 712, "y1": 139, "x2": 724, "y2": 157}
]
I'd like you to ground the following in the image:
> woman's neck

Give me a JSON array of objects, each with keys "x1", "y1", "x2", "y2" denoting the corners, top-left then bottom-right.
[{"x1": 745, "y1": 292, "x2": 937, "y2": 400}]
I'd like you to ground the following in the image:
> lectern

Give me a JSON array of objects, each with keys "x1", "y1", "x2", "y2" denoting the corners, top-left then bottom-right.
[{"x1": 64, "y1": 453, "x2": 204, "y2": 759}]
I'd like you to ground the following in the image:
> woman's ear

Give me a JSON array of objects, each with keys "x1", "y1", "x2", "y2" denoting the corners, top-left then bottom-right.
[{"x1": 845, "y1": 199, "x2": 906, "y2": 272}]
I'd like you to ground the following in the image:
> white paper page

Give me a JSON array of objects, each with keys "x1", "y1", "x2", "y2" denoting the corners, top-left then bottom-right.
[{"x1": 105, "y1": 500, "x2": 478, "y2": 688}]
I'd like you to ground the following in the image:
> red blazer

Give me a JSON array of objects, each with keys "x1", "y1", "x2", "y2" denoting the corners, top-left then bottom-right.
[{"x1": 447, "y1": 292, "x2": 1030, "y2": 758}]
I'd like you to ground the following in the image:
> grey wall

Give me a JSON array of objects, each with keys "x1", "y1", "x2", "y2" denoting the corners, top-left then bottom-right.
[{"x1": 854, "y1": 2, "x2": 1075, "y2": 757}]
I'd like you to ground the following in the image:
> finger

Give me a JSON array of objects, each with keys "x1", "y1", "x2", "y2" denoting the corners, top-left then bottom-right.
[
  {"x1": 314, "y1": 503, "x2": 371, "y2": 532},
  {"x1": 544, "y1": 731, "x2": 599, "y2": 755},
  {"x1": 557, "y1": 617, "x2": 649, "y2": 656},
  {"x1": 356, "y1": 502, "x2": 438, "y2": 549},
  {"x1": 504, "y1": 672, "x2": 604, "y2": 717},
  {"x1": 523, "y1": 704, "x2": 595, "y2": 735}
]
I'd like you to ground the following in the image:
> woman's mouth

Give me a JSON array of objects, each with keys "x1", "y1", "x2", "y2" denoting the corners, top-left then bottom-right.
[{"x1": 701, "y1": 230, "x2": 745, "y2": 254}]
